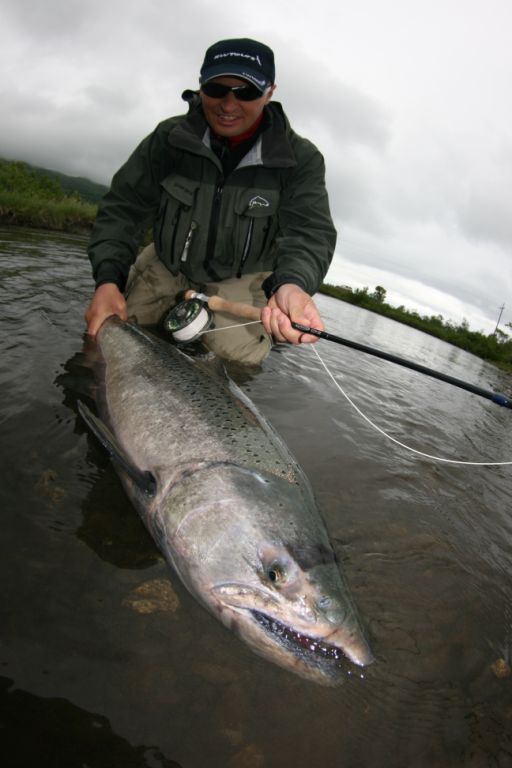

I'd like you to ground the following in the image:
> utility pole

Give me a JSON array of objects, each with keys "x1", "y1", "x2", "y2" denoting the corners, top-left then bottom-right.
[{"x1": 493, "y1": 304, "x2": 505, "y2": 335}]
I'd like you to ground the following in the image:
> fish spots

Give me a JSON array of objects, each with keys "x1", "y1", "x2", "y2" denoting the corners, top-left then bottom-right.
[{"x1": 157, "y1": 353, "x2": 299, "y2": 482}]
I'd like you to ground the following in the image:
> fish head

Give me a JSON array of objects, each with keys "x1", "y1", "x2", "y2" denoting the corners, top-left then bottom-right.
[{"x1": 161, "y1": 463, "x2": 374, "y2": 686}]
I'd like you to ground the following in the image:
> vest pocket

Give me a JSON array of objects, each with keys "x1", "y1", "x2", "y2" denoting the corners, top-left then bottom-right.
[
  {"x1": 233, "y1": 188, "x2": 280, "y2": 274},
  {"x1": 156, "y1": 175, "x2": 200, "y2": 271}
]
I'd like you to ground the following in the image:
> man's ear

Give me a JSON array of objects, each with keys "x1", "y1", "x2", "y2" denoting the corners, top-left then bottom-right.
[{"x1": 266, "y1": 84, "x2": 276, "y2": 103}]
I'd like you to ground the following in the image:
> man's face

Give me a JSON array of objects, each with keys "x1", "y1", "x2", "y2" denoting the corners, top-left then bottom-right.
[{"x1": 200, "y1": 76, "x2": 274, "y2": 137}]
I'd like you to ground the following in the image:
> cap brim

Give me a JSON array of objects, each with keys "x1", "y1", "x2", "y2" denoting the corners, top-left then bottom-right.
[{"x1": 200, "y1": 65, "x2": 270, "y2": 91}]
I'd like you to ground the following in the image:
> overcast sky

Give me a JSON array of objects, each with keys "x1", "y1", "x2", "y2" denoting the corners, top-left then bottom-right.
[{"x1": 1, "y1": 0, "x2": 511, "y2": 333}]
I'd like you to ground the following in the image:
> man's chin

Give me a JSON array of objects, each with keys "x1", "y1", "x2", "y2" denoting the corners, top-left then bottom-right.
[{"x1": 213, "y1": 117, "x2": 245, "y2": 135}]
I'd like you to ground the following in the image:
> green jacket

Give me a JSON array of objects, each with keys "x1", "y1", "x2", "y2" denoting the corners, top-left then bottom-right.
[{"x1": 88, "y1": 97, "x2": 337, "y2": 297}]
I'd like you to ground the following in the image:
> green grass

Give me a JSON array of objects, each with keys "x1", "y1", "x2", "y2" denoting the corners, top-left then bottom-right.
[
  {"x1": 0, "y1": 188, "x2": 97, "y2": 231},
  {"x1": 0, "y1": 159, "x2": 98, "y2": 232}
]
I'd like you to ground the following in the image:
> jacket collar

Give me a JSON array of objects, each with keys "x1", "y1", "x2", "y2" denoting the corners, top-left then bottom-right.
[{"x1": 167, "y1": 95, "x2": 297, "y2": 169}]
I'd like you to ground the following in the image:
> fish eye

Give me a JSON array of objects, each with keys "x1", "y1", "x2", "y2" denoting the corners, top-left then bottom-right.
[{"x1": 268, "y1": 563, "x2": 285, "y2": 584}]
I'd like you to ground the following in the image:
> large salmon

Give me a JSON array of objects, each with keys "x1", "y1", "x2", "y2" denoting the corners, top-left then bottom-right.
[{"x1": 79, "y1": 317, "x2": 373, "y2": 685}]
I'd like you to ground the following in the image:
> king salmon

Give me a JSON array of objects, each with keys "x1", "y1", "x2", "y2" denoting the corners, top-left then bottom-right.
[{"x1": 79, "y1": 317, "x2": 373, "y2": 685}]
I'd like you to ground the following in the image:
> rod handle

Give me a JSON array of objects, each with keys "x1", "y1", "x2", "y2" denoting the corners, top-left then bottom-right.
[{"x1": 184, "y1": 291, "x2": 262, "y2": 322}]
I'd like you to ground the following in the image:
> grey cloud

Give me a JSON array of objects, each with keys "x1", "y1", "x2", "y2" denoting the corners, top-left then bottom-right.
[
  {"x1": 2, "y1": 0, "x2": 90, "y2": 43},
  {"x1": 458, "y1": 148, "x2": 512, "y2": 249},
  {"x1": 459, "y1": 190, "x2": 512, "y2": 247},
  {"x1": 341, "y1": 226, "x2": 511, "y2": 327},
  {"x1": 83, "y1": 84, "x2": 144, "y2": 115},
  {"x1": 380, "y1": 131, "x2": 512, "y2": 256},
  {"x1": 268, "y1": 44, "x2": 392, "y2": 236},
  {"x1": 0, "y1": 84, "x2": 136, "y2": 180},
  {"x1": 328, "y1": 167, "x2": 390, "y2": 237},
  {"x1": 277, "y1": 50, "x2": 390, "y2": 150}
]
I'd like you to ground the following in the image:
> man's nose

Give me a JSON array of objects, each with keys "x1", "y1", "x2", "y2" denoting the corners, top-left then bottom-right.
[{"x1": 220, "y1": 91, "x2": 238, "y2": 110}]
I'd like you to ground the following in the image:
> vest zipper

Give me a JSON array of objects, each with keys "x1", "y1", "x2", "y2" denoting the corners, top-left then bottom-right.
[
  {"x1": 237, "y1": 218, "x2": 255, "y2": 278},
  {"x1": 257, "y1": 219, "x2": 272, "y2": 260},
  {"x1": 169, "y1": 206, "x2": 183, "y2": 263},
  {"x1": 204, "y1": 182, "x2": 224, "y2": 277},
  {"x1": 180, "y1": 220, "x2": 197, "y2": 262},
  {"x1": 157, "y1": 199, "x2": 169, "y2": 255}
]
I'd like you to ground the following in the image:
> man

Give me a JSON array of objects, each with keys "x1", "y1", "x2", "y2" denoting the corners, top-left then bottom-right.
[{"x1": 85, "y1": 38, "x2": 337, "y2": 364}]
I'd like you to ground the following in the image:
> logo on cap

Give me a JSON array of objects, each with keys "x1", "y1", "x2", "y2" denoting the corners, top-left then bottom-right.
[{"x1": 213, "y1": 51, "x2": 263, "y2": 67}]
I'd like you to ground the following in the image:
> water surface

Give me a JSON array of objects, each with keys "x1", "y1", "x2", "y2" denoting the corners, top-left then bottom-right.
[{"x1": 1, "y1": 227, "x2": 512, "y2": 767}]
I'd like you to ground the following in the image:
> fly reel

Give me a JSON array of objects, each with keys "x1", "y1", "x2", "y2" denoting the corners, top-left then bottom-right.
[{"x1": 163, "y1": 298, "x2": 214, "y2": 343}]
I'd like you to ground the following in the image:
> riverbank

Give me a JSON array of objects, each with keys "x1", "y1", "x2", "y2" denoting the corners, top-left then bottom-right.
[
  {"x1": 0, "y1": 159, "x2": 97, "y2": 234},
  {"x1": 0, "y1": 197, "x2": 96, "y2": 234}
]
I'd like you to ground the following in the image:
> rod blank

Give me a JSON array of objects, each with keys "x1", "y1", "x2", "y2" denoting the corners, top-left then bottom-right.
[{"x1": 292, "y1": 323, "x2": 512, "y2": 410}]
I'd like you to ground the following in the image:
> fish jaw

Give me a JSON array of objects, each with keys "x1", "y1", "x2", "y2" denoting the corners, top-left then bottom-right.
[
  {"x1": 154, "y1": 464, "x2": 374, "y2": 685},
  {"x1": 211, "y1": 579, "x2": 374, "y2": 686}
]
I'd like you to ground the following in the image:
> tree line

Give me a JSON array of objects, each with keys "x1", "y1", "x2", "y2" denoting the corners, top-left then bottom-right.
[{"x1": 319, "y1": 284, "x2": 512, "y2": 370}]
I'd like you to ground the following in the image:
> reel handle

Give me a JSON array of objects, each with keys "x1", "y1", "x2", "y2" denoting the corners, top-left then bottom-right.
[{"x1": 183, "y1": 291, "x2": 262, "y2": 322}]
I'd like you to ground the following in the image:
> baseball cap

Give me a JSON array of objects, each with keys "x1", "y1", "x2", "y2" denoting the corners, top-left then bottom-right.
[{"x1": 200, "y1": 38, "x2": 275, "y2": 92}]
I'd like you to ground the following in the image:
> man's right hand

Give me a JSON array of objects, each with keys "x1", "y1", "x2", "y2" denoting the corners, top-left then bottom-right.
[{"x1": 85, "y1": 283, "x2": 128, "y2": 337}]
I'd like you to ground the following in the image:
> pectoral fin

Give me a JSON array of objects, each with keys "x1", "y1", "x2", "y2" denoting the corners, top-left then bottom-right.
[{"x1": 78, "y1": 400, "x2": 156, "y2": 497}]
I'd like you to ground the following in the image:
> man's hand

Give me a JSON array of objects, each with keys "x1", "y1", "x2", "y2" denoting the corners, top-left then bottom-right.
[
  {"x1": 261, "y1": 283, "x2": 323, "y2": 344},
  {"x1": 85, "y1": 283, "x2": 128, "y2": 337}
]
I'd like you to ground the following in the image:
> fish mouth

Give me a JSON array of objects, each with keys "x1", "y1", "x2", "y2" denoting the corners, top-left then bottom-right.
[
  {"x1": 211, "y1": 582, "x2": 374, "y2": 680},
  {"x1": 251, "y1": 610, "x2": 366, "y2": 673}
]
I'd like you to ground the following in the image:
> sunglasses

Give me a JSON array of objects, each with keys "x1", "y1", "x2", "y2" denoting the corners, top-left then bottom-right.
[{"x1": 200, "y1": 82, "x2": 266, "y2": 102}]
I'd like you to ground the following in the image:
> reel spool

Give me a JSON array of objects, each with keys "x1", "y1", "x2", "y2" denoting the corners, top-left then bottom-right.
[{"x1": 163, "y1": 299, "x2": 213, "y2": 343}]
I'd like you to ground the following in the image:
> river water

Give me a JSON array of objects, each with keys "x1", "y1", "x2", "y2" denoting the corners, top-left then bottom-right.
[{"x1": 1, "y1": 226, "x2": 512, "y2": 767}]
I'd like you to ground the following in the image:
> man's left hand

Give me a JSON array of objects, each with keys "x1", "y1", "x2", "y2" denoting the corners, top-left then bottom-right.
[{"x1": 261, "y1": 283, "x2": 323, "y2": 344}]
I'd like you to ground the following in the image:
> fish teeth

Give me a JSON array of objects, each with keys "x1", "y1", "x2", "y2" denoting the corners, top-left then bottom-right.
[{"x1": 252, "y1": 611, "x2": 345, "y2": 662}]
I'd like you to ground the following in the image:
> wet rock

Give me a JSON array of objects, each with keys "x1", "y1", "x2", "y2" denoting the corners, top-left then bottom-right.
[
  {"x1": 220, "y1": 727, "x2": 244, "y2": 747},
  {"x1": 122, "y1": 578, "x2": 180, "y2": 614},
  {"x1": 35, "y1": 468, "x2": 66, "y2": 503},
  {"x1": 491, "y1": 658, "x2": 511, "y2": 679},
  {"x1": 228, "y1": 743, "x2": 265, "y2": 768},
  {"x1": 191, "y1": 661, "x2": 239, "y2": 685}
]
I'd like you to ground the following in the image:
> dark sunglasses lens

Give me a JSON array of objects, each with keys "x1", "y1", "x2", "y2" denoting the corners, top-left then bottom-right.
[
  {"x1": 201, "y1": 83, "x2": 230, "y2": 98},
  {"x1": 201, "y1": 83, "x2": 262, "y2": 101},
  {"x1": 234, "y1": 85, "x2": 262, "y2": 101}
]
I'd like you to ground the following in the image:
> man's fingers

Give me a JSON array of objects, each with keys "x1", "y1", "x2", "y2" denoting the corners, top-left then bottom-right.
[
  {"x1": 264, "y1": 285, "x2": 325, "y2": 345},
  {"x1": 267, "y1": 307, "x2": 304, "y2": 343},
  {"x1": 85, "y1": 284, "x2": 128, "y2": 336}
]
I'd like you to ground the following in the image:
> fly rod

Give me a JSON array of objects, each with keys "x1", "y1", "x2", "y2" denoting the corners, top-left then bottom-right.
[
  {"x1": 164, "y1": 292, "x2": 512, "y2": 410},
  {"x1": 292, "y1": 322, "x2": 512, "y2": 410}
]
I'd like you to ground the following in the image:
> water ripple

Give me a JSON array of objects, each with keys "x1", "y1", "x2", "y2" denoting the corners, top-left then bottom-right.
[{"x1": 2, "y1": 227, "x2": 512, "y2": 767}]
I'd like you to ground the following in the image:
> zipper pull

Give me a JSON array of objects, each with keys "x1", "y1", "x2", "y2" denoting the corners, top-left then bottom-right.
[
  {"x1": 237, "y1": 218, "x2": 255, "y2": 278},
  {"x1": 180, "y1": 221, "x2": 197, "y2": 262}
]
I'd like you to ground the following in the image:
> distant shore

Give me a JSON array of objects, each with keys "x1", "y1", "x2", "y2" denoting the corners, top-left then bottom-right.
[{"x1": 319, "y1": 284, "x2": 512, "y2": 372}]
